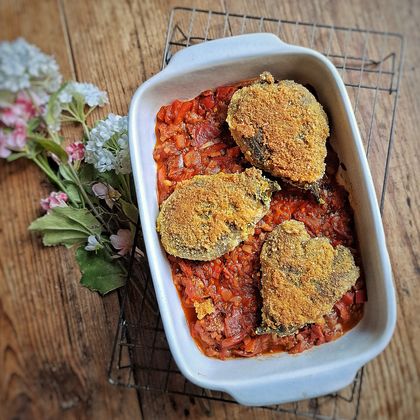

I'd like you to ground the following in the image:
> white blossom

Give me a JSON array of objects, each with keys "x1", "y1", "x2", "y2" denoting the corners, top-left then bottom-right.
[
  {"x1": 110, "y1": 229, "x2": 132, "y2": 256},
  {"x1": 0, "y1": 38, "x2": 62, "y2": 105},
  {"x1": 46, "y1": 82, "x2": 108, "y2": 133},
  {"x1": 85, "y1": 235, "x2": 102, "y2": 251},
  {"x1": 85, "y1": 114, "x2": 131, "y2": 174},
  {"x1": 58, "y1": 82, "x2": 108, "y2": 107}
]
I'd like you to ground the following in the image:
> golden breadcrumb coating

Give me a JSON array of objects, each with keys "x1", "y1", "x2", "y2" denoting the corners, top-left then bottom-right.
[
  {"x1": 226, "y1": 72, "x2": 330, "y2": 185},
  {"x1": 258, "y1": 220, "x2": 359, "y2": 336},
  {"x1": 194, "y1": 299, "x2": 215, "y2": 320},
  {"x1": 156, "y1": 168, "x2": 280, "y2": 261}
]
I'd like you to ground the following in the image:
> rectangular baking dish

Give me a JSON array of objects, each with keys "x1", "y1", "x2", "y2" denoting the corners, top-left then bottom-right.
[{"x1": 128, "y1": 33, "x2": 396, "y2": 406}]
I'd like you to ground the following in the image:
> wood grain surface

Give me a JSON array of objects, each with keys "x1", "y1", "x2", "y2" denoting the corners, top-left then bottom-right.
[{"x1": 0, "y1": 1, "x2": 418, "y2": 419}]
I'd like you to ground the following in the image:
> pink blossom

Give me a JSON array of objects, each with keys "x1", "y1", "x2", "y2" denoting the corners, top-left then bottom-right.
[
  {"x1": 66, "y1": 142, "x2": 85, "y2": 163},
  {"x1": 0, "y1": 92, "x2": 37, "y2": 157},
  {"x1": 15, "y1": 92, "x2": 37, "y2": 118},
  {"x1": 110, "y1": 229, "x2": 132, "y2": 256},
  {"x1": 8, "y1": 123, "x2": 27, "y2": 149},
  {"x1": 92, "y1": 182, "x2": 120, "y2": 208},
  {"x1": 91, "y1": 182, "x2": 108, "y2": 198},
  {"x1": 0, "y1": 92, "x2": 36, "y2": 126},
  {"x1": 0, "y1": 106, "x2": 24, "y2": 126},
  {"x1": 0, "y1": 129, "x2": 11, "y2": 158},
  {"x1": 0, "y1": 125, "x2": 27, "y2": 157},
  {"x1": 40, "y1": 191, "x2": 68, "y2": 212}
]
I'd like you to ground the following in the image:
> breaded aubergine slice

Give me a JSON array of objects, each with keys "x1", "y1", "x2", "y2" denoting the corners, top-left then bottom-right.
[
  {"x1": 257, "y1": 220, "x2": 359, "y2": 336},
  {"x1": 226, "y1": 72, "x2": 330, "y2": 187},
  {"x1": 157, "y1": 167, "x2": 280, "y2": 261}
]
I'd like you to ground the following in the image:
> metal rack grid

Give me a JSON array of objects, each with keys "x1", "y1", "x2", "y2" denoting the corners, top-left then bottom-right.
[{"x1": 108, "y1": 7, "x2": 404, "y2": 419}]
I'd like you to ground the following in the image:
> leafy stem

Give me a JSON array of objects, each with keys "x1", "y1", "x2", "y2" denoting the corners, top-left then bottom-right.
[
  {"x1": 67, "y1": 163, "x2": 107, "y2": 227},
  {"x1": 47, "y1": 127, "x2": 62, "y2": 144},
  {"x1": 81, "y1": 120, "x2": 90, "y2": 139},
  {"x1": 113, "y1": 202, "x2": 137, "y2": 226},
  {"x1": 119, "y1": 173, "x2": 132, "y2": 202},
  {"x1": 32, "y1": 155, "x2": 78, "y2": 206},
  {"x1": 59, "y1": 102, "x2": 90, "y2": 138}
]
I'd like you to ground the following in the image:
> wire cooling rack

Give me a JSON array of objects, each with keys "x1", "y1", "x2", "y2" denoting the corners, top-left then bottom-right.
[{"x1": 108, "y1": 7, "x2": 404, "y2": 419}]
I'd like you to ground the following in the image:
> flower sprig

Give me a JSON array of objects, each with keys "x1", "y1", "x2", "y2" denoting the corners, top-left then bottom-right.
[
  {"x1": 0, "y1": 38, "x2": 61, "y2": 104},
  {"x1": 0, "y1": 38, "x2": 140, "y2": 294},
  {"x1": 46, "y1": 81, "x2": 108, "y2": 134}
]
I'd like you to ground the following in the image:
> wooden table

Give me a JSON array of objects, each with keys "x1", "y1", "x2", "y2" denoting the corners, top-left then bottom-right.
[{"x1": 1, "y1": 0, "x2": 418, "y2": 419}]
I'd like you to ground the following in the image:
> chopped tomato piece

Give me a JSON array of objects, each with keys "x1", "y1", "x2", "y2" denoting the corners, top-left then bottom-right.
[
  {"x1": 174, "y1": 100, "x2": 193, "y2": 124},
  {"x1": 341, "y1": 292, "x2": 354, "y2": 305},
  {"x1": 200, "y1": 94, "x2": 216, "y2": 110},
  {"x1": 216, "y1": 86, "x2": 236, "y2": 101},
  {"x1": 355, "y1": 289, "x2": 367, "y2": 303},
  {"x1": 184, "y1": 150, "x2": 201, "y2": 167},
  {"x1": 201, "y1": 89, "x2": 213, "y2": 96},
  {"x1": 212, "y1": 261, "x2": 223, "y2": 279},
  {"x1": 205, "y1": 160, "x2": 220, "y2": 174},
  {"x1": 157, "y1": 165, "x2": 170, "y2": 203},
  {"x1": 165, "y1": 99, "x2": 182, "y2": 124},
  {"x1": 166, "y1": 155, "x2": 184, "y2": 179},
  {"x1": 289, "y1": 340, "x2": 308, "y2": 354},
  {"x1": 178, "y1": 260, "x2": 193, "y2": 277},
  {"x1": 158, "y1": 123, "x2": 180, "y2": 142},
  {"x1": 174, "y1": 134, "x2": 188, "y2": 149},
  {"x1": 335, "y1": 301, "x2": 351, "y2": 321},
  {"x1": 184, "y1": 111, "x2": 203, "y2": 124},
  {"x1": 221, "y1": 334, "x2": 246, "y2": 349},
  {"x1": 311, "y1": 324, "x2": 325, "y2": 344},
  {"x1": 191, "y1": 122, "x2": 221, "y2": 146},
  {"x1": 224, "y1": 308, "x2": 243, "y2": 337},
  {"x1": 157, "y1": 106, "x2": 166, "y2": 121},
  {"x1": 226, "y1": 146, "x2": 241, "y2": 158},
  {"x1": 201, "y1": 142, "x2": 225, "y2": 157},
  {"x1": 220, "y1": 288, "x2": 233, "y2": 302}
]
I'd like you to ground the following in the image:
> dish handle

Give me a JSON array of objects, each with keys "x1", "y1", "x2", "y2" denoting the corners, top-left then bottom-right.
[
  {"x1": 224, "y1": 364, "x2": 361, "y2": 406},
  {"x1": 164, "y1": 33, "x2": 295, "y2": 72}
]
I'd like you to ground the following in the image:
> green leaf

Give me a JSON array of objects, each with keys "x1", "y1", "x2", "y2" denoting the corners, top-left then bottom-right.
[
  {"x1": 29, "y1": 206, "x2": 101, "y2": 247},
  {"x1": 57, "y1": 206, "x2": 101, "y2": 232},
  {"x1": 63, "y1": 182, "x2": 82, "y2": 204},
  {"x1": 7, "y1": 152, "x2": 27, "y2": 162},
  {"x1": 42, "y1": 230, "x2": 88, "y2": 248},
  {"x1": 78, "y1": 163, "x2": 96, "y2": 184},
  {"x1": 120, "y1": 199, "x2": 138, "y2": 224},
  {"x1": 27, "y1": 117, "x2": 42, "y2": 132},
  {"x1": 97, "y1": 170, "x2": 119, "y2": 189},
  {"x1": 76, "y1": 247, "x2": 125, "y2": 294},
  {"x1": 31, "y1": 137, "x2": 68, "y2": 162},
  {"x1": 59, "y1": 164, "x2": 75, "y2": 182}
]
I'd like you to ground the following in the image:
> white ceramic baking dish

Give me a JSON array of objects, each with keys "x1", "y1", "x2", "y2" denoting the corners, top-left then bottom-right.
[{"x1": 128, "y1": 33, "x2": 396, "y2": 406}]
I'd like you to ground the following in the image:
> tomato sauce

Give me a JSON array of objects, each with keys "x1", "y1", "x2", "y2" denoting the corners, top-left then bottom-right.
[{"x1": 153, "y1": 82, "x2": 366, "y2": 359}]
